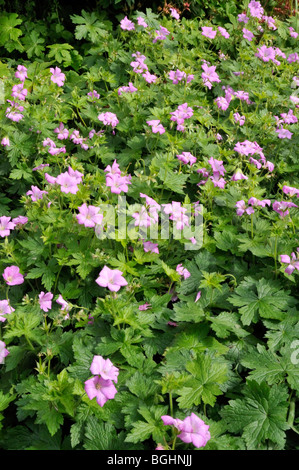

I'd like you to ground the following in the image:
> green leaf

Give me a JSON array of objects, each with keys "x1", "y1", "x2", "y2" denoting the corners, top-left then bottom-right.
[{"x1": 221, "y1": 381, "x2": 289, "y2": 449}]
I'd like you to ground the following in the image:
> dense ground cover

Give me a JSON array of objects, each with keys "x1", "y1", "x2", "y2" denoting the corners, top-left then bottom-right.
[{"x1": 0, "y1": 0, "x2": 299, "y2": 450}]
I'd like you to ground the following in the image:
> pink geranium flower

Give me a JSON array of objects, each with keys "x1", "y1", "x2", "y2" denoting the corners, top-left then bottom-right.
[
  {"x1": 98, "y1": 112, "x2": 119, "y2": 128},
  {"x1": 120, "y1": 16, "x2": 135, "y2": 31},
  {"x1": 280, "y1": 250, "x2": 299, "y2": 274},
  {"x1": 56, "y1": 172, "x2": 80, "y2": 194},
  {"x1": 56, "y1": 294, "x2": 70, "y2": 313},
  {"x1": 0, "y1": 341, "x2": 9, "y2": 364},
  {"x1": 201, "y1": 63, "x2": 221, "y2": 89},
  {"x1": 139, "y1": 302, "x2": 152, "y2": 311},
  {"x1": 26, "y1": 185, "x2": 48, "y2": 201},
  {"x1": 90, "y1": 355, "x2": 119, "y2": 383},
  {"x1": 96, "y1": 266, "x2": 128, "y2": 292},
  {"x1": 176, "y1": 263, "x2": 191, "y2": 279},
  {"x1": 178, "y1": 413, "x2": 211, "y2": 448},
  {"x1": 177, "y1": 152, "x2": 196, "y2": 166},
  {"x1": 0, "y1": 300, "x2": 15, "y2": 322},
  {"x1": 143, "y1": 241, "x2": 159, "y2": 254},
  {"x1": 15, "y1": 65, "x2": 28, "y2": 82},
  {"x1": 202, "y1": 26, "x2": 217, "y2": 39},
  {"x1": 0, "y1": 216, "x2": 16, "y2": 237},
  {"x1": 84, "y1": 376, "x2": 117, "y2": 407},
  {"x1": 50, "y1": 67, "x2": 65, "y2": 87},
  {"x1": 1, "y1": 137, "x2": 10, "y2": 147},
  {"x1": 3, "y1": 266, "x2": 24, "y2": 286},
  {"x1": 242, "y1": 28, "x2": 254, "y2": 41},
  {"x1": 137, "y1": 17, "x2": 148, "y2": 28},
  {"x1": 76, "y1": 204, "x2": 103, "y2": 228},
  {"x1": 39, "y1": 291, "x2": 53, "y2": 312},
  {"x1": 147, "y1": 120, "x2": 165, "y2": 134}
]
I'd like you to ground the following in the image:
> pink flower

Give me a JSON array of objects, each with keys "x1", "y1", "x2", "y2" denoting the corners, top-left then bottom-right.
[
  {"x1": 137, "y1": 17, "x2": 148, "y2": 28},
  {"x1": 170, "y1": 8, "x2": 180, "y2": 20},
  {"x1": 0, "y1": 341, "x2": 9, "y2": 364},
  {"x1": 218, "y1": 27, "x2": 230, "y2": 38},
  {"x1": 202, "y1": 26, "x2": 217, "y2": 39},
  {"x1": 3, "y1": 266, "x2": 24, "y2": 286},
  {"x1": 118, "y1": 82, "x2": 137, "y2": 95},
  {"x1": 98, "y1": 112, "x2": 119, "y2": 128},
  {"x1": 33, "y1": 163, "x2": 50, "y2": 171},
  {"x1": 215, "y1": 96, "x2": 229, "y2": 111},
  {"x1": 276, "y1": 127, "x2": 293, "y2": 139},
  {"x1": 283, "y1": 185, "x2": 299, "y2": 197},
  {"x1": 255, "y1": 45, "x2": 276, "y2": 63},
  {"x1": 50, "y1": 67, "x2": 65, "y2": 87},
  {"x1": 1, "y1": 137, "x2": 10, "y2": 147},
  {"x1": 0, "y1": 216, "x2": 16, "y2": 237},
  {"x1": 208, "y1": 157, "x2": 226, "y2": 176},
  {"x1": 54, "y1": 122, "x2": 69, "y2": 140},
  {"x1": 39, "y1": 291, "x2": 53, "y2": 312},
  {"x1": 142, "y1": 71, "x2": 157, "y2": 83},
  {"x1": 176, "y1": 263, "x2": 191, "y2": 279},
  {"x1": 139, "y1": 302, "x2": 152, "y2": 311},
  {"x1": 12, "y1": 216, "x2": 28, "y2": 226},
  {"x1": 177, "y1": 413, "x2": 211, "y2": 449},
  {"x1": 87, "y1": 90, "x2": 100, "y2": 100},
  {"x1": 177, "y1": 152, "x2": 196, "y2": 166},
  {"x1": 231, "y1": 169, "x2": 248, "y2": 181},
  {"x1": 120, "y1": 16, "x2": 135, "y2": 31},
  {"x1": 96, "y1": 266, "x2": 128, "y2": 292},
  {"x1": 201, "y1": 63, "x2": 221, "y2": 89},
  {"x1": 195, "y1": 291, "x2": 201, "y2": 302},
  {"x1": 289, "y1": 27, "x2": 298, "y2": 38},
  {"x1": 280, "y1": 251, "x2": 299, "y2": 275},
  {"x1": 90, "y1": 355, "x2": 119, "y2": 383},
  {"x1": 242, "y1": 28, "x2": 254, "y2": 41},
  {"x1": 56, "y1": 294, "x2": 70, "y2": 312},
  {"x1": 11, "y1": 84, "x2": 28, "y2": 101},
  {"x1": 76, "y1": 204, "x2": 103, "y2": 228},
  {"x1": 15, "y1": 65, "x2": 28, "y2": 82},
  {"x1": 152, "y1": 26, "x2": 170, "y2": 43},
  {"x1": 235, "y1": 200, "x2": 254, "y2": 216},
  {"x1": 238, "y1": 13, "x2": 249, "y2": 23},
  {"x1": 233, "y1": 112, "x2": 245, "y2": 125},
  {"x1": 106, "y1": 173, "x2": 131, "y2": 194},
  {"x1": 147, "y1": 120, "x2": 165, "y2": 134},
  {"x1": 56, "y1": 172, "x2": 79, "y2": 194},
  {"x1": 143, "y1": 241, "x2": 159, "y2": 254},
  {"x1": 248, "y1": 0, "x2": 264, "y2": 19},
  {"x1": 0, "y1": 300, "x2": 15, "y2": 322},
  {"x1": 26, "y1": 185, "x2": 48, "y2": 201},
  {"x1": 84, "y1": 376, "x2": 117, "y2": 407},
  {"x1": 272, "y1": 200, "x2": 298, "y2": 218}
]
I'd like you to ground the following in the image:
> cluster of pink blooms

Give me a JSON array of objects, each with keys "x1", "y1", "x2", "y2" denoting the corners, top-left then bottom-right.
[
  {"x1": 255, "y1": 45, "x2": 285, "y2": 65},
  {"x1": 272, "y1": 200, "x2": 298, "y2": 218},
  {"x1": 234, "y1": 140, "x2": 274, "y2": 172},
  {"x1": 85, "y1": 355, "x2": 119, "y2": 407},
  {"x1": 201, "y1": 63, "x2": 221, "y2": 90},
  {"x1": 118, "y1": 82, "x2": 137, "y2": 96},
  {"x1": 130, "y1": 52, "x2": 157, "y2": 84},
  {"x1": 6, "y1": 65, "x2": 28, "y2": 122},
  {"x1": 104, "y1": 160, "x2": 132, "y2": 194},
  {"x1": 235, "y1": 197, "x2": 271, "y2": 216},
  {"x1": 87, "y1": 89, "x2": 100, "y2": 100},
  {"x1": 201, "y1": 26, "x2": 229, "y2": 39},
  {"x1": 197, "y1": 157, "x2": 227, "y2": 188},
  {"x1": 283, "y1": 185, "x2": 299, "y2": 197},
  {"x1": 147, "y1": 119, "x2": 166, "y2": 134},
  {"x1": 280, "y1": 249, "x2": 299, "y2": 275},
  {"x1": 163, "y1": 201, "x2": 190, "y2": 230},
  {"x1": 176, "y1": 263, "x2": 191, "y2": 279},
  {"x1": 170, "y1": 102, "x2": 193, "y2": 131},
  {"x1": 152, "y1": 26, "x2": 171, "y2": 43},
  {"x1": 132, "y1": 193, "x2": 160, "y2": 229},
  {"x1": 248, "y1": 1, "x2": 264, "y2": 19},
  {"x1": 96, "y1": 266, "x2": 128, "y2": 292},
  {"x1": 168, "y1": 69, "x2": 194, "y2": 84},
  {"x1": 120, "y1": 16, "x2": 148, "y2": 31},
  {"x1": 43, "y1": 137, "x2": 66, "y2": 156},
  {"x1": 44, "y1": 166, "x2": 83, "y2": 194},
  {"x1": 50, "y1": 67, "x2": 65, "y2": 87},
  {"x1": 143, "y1": 240, "x2": 159, "y2": 254},
  {"x1": 274, "y1": 109, "x2": 297, "y2": 140},
  {"x1": 161, "y1": 413, "x2": 210, "y2": 449},
  {"x1": 0, "y1": 215, "x2": 27, "y2": 238},
  {"x1": 233, "y1": 112, "x2": 245, "y2": 126},
  {"x1": 176, "y1": 152, "x2": 196, "y2": 166},
  {"x1": 98, "y1": 112, "x2": 119, "y2": 129}
]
